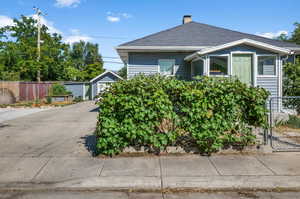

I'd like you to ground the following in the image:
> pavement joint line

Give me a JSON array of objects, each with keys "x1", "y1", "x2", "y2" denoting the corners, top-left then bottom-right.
[
  {"x1": 158, "y1": 158, "x2": 165, "y2": 199},
  {"x1": 158, "y1": 157, "x2": 163, "y2": 191},
  {"x1": 254, "y1": 155, "x2": 277, "y2": 175},
  {"x1": 31, "y1": 157, "x2": 52, "y2": 181},
  {"x1": 98, "y1": 159, "x2": 105, "y2": 177},
  {"x1": 207, "y1": 156, "x2": 221, "y2": 176}
]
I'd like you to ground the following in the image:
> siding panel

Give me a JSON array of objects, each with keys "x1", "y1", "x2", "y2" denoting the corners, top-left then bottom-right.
[
  {"x1": 128, "y1": 52, "x2": 192, "y2": 79},
  {"x1": 64, "y1": 84, "x2": 84, "y2": 98},
  {"x1": 128, "y1": 65, "x2": 158, "y2": 79},
  {"x1": 257, "y1": 76, "x2": 279, "y2": 110}
]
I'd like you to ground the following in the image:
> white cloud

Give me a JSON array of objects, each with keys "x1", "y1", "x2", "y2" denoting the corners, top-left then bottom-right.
[
  {"x1": 0, "y1": 15, "x2": 14, "y2": 27},
  {"x1": 64, "y1": 35, "x2": 92, "y2": 43},
  {"x1": 256, "y1": 30, "x2": 289, "y2": 39},
  {"x1": 64, "y1": 29, "x2": 92, "y2": 43},
  {"x1": 122, "y1": 13, "x2": 132, "y2": 19},
  {"x1": 0, "y1": 14, "x2": 91, "y2": 44},
  {"x1": 70, "y1": 29, "x2": 80, "y2": 35},
  {"x1": 107, "y1": 16, "x2": 120, "y2": 23},
  {"x1": 55, "y1": 0, "x2": 81, "y2": 8},
  {"x1": 106, "y1": 12, "x2": 132, "y2": 23},
  {"x1": 0, "y1": 14, "x2": 61, "y2": 35},
  {"x1": 32, "y1": 14, "x2": 62, "y2": 34}
]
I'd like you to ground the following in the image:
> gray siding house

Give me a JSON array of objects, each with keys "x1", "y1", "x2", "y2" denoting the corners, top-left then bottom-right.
[
  {"x1": 90, "y1": 70, "x2": 123, "y2": 99},
  {"x1": 64, "y1": 82, "x2": 91, "y2": 100},
  {"x1": 116, "y1": 16, "x2": 300, "y2": 107}
]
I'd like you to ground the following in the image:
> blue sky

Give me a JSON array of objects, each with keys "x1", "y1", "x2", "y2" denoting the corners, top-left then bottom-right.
[{"x1": 0, "y1": 0, "x2": 299, "y2": 70}]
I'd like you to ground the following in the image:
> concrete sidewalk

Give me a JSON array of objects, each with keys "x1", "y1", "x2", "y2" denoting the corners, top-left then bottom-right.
[{"x1": 0, "y1": 153, "x2": 300, "y2": 192}]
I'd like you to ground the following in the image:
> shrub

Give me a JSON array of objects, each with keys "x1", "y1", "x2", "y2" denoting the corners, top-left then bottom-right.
[
  {"x1": 283, "y1": 58, "x2": 300, "y2": 113},
  {"x1": 49, "y1": 83, "x2": 71, "y2": 96},
  {"x1": 74, "y1": 96, "x2": 83, "y2": 102},
  {"x1": 95, "y1": 75, "x2": 269, "y2": 156},
  {"x1": 46, "y1": 96, "x2": 52, "y2": 104}
]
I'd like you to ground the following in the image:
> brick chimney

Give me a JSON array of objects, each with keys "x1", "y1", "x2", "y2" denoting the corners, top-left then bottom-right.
[{"x1": 183, "y1": 15, "x2": 192, "y2": 24}]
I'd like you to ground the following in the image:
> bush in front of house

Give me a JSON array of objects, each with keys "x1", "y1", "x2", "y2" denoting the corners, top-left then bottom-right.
[{"x1": 95, "y1": 75, "x2": 269, "y2": 156}]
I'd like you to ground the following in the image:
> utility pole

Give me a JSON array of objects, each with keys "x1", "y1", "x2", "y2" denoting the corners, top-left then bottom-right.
[{"x1": 33, "y1": 7, "x2": 43, "y2": 82}]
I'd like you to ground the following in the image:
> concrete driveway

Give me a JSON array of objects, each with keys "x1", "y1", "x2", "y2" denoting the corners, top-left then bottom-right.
[
  {"x1": 0, "y1": 101, "x2": 98, "y2": 158},
  {"x1": 0, "y1": 107, "x2": 48, "y2": 123}
]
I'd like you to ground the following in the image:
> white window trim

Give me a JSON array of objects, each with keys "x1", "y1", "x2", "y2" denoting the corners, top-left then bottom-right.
[
  {"x1": 158, "y1": 59, "x2": 176, "y2": 76},
  {"x1": 207, "y1": 54, "x2": 230, "y2": 77},
  {"x1": 256, "y1": 54, "x2": 278, "y2": 78},
  {"x1": 82, "y1": 84, "x2": 85, "y2": 100}
]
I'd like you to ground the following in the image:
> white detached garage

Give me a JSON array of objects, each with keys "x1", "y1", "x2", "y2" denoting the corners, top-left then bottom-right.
[{"x1": 90, "y1": 70, "x2": 123, "y2": 99}]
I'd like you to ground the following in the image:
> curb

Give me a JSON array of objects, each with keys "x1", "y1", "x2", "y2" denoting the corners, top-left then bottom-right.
[{"x1": 1, "y1": 176, "x2": 300, "y2": 193}]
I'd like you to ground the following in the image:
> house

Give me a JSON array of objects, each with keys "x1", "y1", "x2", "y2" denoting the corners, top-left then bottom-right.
[
  {"x1": 116, "y1": 15, "x2": 300, "y2": 106},
  {"x1": 64, "y1": 82, "x2": 91, "y2": 100},
  {"x1": 90, "y1": 70, "x2": 123, "y2": 99}
]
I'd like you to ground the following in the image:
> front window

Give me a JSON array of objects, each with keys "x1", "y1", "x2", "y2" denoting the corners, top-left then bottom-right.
[
  {"x1": 209, "y1": 56, "x2": 228, "y2": 76},
  {"x1": 159, "y1": 59, "x2": 175, "y2": 75},
  {"x1": 191, "y1": 59, "x2": 204, "y2": 78},
  {"x1": 258, "y1": 56, "x2": 276, "y2": 76}
]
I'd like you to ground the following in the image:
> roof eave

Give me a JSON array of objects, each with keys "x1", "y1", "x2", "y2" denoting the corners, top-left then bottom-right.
[
  {"x1": 185, "y1": 39, "x2": 292, "y2": 61},
  {"x1": 90, "y1": 70, "x2": 124, "y2": 83},
  {"x1": 115, "y1": 46, "x2": 207, "y2": 51}
]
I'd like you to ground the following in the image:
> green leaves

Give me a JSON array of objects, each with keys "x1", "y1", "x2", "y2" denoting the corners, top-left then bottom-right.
[
  {"x1": 95, "y1": 75, "x2": 269, "y2": 156},
  {"x1": 49, "y1": 83, "x2": 71, "y2": 96},
  {"x1": 0, "y1": 15, "x2": 104, "y2": 81}
]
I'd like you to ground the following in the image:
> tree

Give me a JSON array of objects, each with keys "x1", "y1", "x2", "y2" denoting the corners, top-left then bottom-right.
[
  {"x1": 0, "y1": 16, "x2": 68, "y2": 81},
  {"x1": 69, "y1": 41, "x2": 104, "y2": 81},
  {"x1": 283, "y1": 58, "x2": 300, "y2": 96},
  {"x1": 291, "y1": 22, "x2": 300, "y2": 45},
  {"x1": 277, "y1": 33, "x2": 289, "y2": 41},
  {"x1": 0, "y1": 15, "x2": 105, "y2": 81},
  {"x1": 118, "y1": 66, "x2": 127, "y2": 79}
]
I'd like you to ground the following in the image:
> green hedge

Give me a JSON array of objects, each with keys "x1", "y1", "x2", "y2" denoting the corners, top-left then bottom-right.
[{"x1": 95, "y1": 75, "x2": 269, "y2": 156}]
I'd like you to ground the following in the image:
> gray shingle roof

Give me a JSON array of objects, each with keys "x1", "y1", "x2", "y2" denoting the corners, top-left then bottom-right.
[{"x1": 119, "y1": 22, "x2": 300, "y2": 48}]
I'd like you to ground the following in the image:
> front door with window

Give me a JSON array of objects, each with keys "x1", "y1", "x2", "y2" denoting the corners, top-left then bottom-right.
[{"x1": 232, "y1": 54, "x2": 253, "y2": 85}]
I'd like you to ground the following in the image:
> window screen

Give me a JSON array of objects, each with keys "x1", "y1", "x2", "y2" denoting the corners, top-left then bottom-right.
[
  {"x1": 258, "y1": 56, "x2": 276, "y2": 75},
  {"x1": 209, "y1": 56, "x2": 228, "y2": 75}
]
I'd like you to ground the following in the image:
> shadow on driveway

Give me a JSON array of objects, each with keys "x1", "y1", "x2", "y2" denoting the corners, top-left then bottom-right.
[
  {"x1": 81, "y1": 134, "x2": 97, "y2": 156},
  {"x1": 90, "y1": 107, "x2": 99, "y2": 112}
]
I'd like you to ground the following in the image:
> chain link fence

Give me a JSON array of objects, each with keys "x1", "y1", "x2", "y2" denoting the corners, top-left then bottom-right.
[{"x1": 269, "y1": 96, "x2": 300, "y2": 152}]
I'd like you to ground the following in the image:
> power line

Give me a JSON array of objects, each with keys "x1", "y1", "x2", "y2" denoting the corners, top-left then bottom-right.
[
  {"x1": 103, "y1": 61, "x2": 124, "y2": 64},
  {"x1": 102, "y1": 56, "x2": 121, "y2": 59},
  {"x1": 63, "y1": 34, "x2": 129, "y2": 40}
]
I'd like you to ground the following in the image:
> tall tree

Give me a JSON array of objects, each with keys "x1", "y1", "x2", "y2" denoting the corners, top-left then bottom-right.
[
  {"x1": 291, "y1": 22, "x2": 300, "y2": 45},
  {"x1": 69, "y1": 41, "x2": 104, "y2": 81},
  {"x1": 0, "y1": 15, "x2": 105, "y2": 81},
  {"x1": 0, "y1": 16, "x2": 68, "y2": 81}
]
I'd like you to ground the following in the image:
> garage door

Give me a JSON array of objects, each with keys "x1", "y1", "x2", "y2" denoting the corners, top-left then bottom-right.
[{"x1": 97, "y1": 83, "x2": 110, "y2": 94}]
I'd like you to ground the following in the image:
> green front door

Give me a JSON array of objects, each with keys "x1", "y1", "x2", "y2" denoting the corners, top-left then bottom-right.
[{"x1": 232, "y1": 54, "x2": 253, "y2": 85}]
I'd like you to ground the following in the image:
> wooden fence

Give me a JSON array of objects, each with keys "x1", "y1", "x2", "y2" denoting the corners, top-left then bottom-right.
[
  {"x1": 0, "y1": 81, "x2": 54, "y2": 103},
  {"x1": 19, "y1": 82, "x2": 52, "y2": 101}
]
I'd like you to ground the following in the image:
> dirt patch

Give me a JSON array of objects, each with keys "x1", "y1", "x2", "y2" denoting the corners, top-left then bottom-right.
[
  {"x1": 0, "y1": 88, "x2": 16, "y2": 104},
  {"x1": 274, "y1": 126, "x2": 300, "y2": 134},
  {"x1": 273, "y1": 126, "x2": 300, "y2": 144}
]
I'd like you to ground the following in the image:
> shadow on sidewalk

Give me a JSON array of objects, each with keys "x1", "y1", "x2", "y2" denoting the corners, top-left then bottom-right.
[{"x1": 81, "y1": 134, "x2": 97, "y2": 156}]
